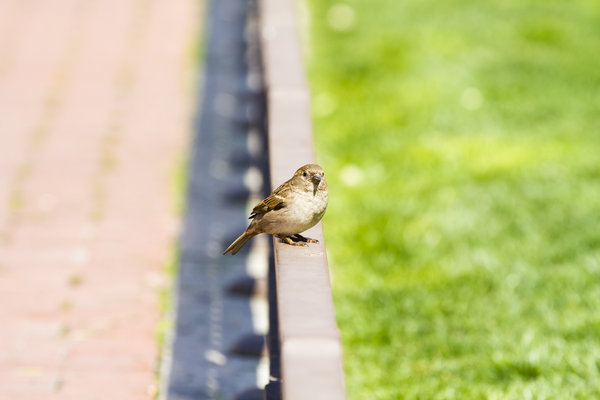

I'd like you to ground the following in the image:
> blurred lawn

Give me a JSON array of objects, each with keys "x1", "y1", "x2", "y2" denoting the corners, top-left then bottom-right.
[{"x1": 304, "y1": 0, "x2": 600, "y2": 398}]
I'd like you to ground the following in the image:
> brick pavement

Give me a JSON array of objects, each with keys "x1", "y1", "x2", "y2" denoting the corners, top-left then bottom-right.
[{"x1": 0, "y1": 0, "x2": 199, "y2": 398}]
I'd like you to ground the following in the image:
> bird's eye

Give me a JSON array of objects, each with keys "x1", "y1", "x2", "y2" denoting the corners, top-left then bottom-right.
[{"x1": 302, "y1": 171, "x2": 308, "y2": 178}]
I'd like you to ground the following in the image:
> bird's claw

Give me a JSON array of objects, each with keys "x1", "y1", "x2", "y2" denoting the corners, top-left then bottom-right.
[
  {"x1": 279, "y1": 235, "x2": 313, "y2": 246},
  {"x1": 291, "y1": 234, "x2": 319, "y2": 243}
]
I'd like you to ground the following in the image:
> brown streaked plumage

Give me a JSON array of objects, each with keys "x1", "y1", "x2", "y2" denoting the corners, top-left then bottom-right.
[{"x1": 223, "y1": 163, "x2": 328, "y2": 255}]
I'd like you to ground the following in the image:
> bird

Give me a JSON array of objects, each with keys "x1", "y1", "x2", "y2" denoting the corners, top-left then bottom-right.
[{"x1": 223, "y1": 163, "x2": 328, "y2": 255}]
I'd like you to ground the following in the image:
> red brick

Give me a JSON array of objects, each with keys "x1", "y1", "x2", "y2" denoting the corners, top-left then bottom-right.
[{"x1": 0, "y1": 0, "x2": 198, "y2": 398}]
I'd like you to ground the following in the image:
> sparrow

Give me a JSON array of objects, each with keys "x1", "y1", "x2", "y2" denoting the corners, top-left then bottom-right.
[{"x1": 223, "y1": 163, "x2": 328, "y2": 255}]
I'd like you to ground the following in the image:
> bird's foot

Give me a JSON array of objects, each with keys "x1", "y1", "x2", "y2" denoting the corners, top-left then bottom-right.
[
  {"x1": 291, "y1": 233, "x2": 319, "y2": 243},
  {"x1": 278, "y1": 235, "x2": 308, "y2": 246}
]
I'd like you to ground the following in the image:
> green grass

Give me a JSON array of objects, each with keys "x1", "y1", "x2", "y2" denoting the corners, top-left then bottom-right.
[{"x1": 304, "y1": 0, "x2": 600, "y2": 398}]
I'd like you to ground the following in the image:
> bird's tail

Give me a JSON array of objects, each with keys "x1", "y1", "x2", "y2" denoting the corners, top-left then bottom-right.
[{"x1": 223, "y1": 231, "x2": 257, "y2": 255}]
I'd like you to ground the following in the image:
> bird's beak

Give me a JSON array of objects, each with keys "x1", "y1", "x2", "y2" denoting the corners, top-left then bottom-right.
[{"x1": 311, "y1": 174, "x2": 322, "y2": 185}]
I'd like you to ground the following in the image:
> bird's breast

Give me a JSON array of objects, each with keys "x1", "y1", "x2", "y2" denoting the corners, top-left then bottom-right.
[{"x1": 258, "y1": 187, "x2": 327, "y2": 235}]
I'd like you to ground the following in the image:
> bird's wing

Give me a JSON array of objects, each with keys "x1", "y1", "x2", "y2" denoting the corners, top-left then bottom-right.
[{"x1": 249, "y1": 181, "x2": 291, "y2": 218}]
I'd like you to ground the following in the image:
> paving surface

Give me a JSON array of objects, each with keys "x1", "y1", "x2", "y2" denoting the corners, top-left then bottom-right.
[{"x1": 0, "y1": 0, "x2": 199, "y2": 398}]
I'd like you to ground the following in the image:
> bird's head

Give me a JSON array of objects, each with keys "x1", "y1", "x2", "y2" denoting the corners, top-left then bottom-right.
[{"x1": 294, "y1": 163, "x2": 327, "y2": 195}]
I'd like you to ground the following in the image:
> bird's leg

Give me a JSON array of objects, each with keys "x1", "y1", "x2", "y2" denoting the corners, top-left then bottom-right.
[
  {"x1": 292, "y1": 233, "x2": 319, "y2": 243},
  {"x1": 277, "y1": 235, "x2": 307, "y2": 246}
]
